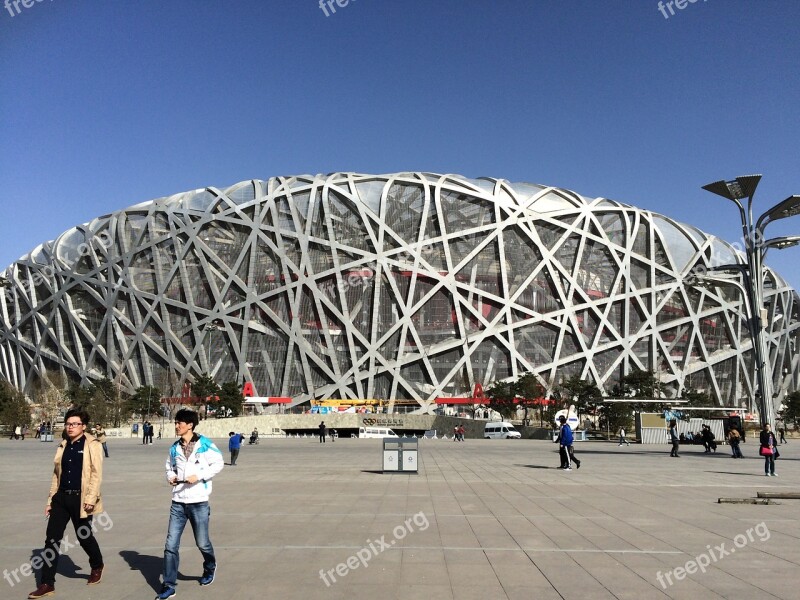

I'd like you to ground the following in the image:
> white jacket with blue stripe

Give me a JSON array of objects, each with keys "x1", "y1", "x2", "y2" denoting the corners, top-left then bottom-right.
[{"x1": 165, "y1": 434, "x2": 224, "y2": 503}]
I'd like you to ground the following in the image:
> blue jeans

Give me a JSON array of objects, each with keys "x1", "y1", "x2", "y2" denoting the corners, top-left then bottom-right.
[
  {"x1": 764, "y1": 454, "x2": 775, "y2": 474},
  {"x1": 163, "y1": 501, "x2": 215, "y2": 587}
]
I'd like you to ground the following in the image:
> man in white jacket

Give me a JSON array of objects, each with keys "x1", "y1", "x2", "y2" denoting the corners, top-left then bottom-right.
[{"x1": 155, "y1": 409, "x2": 224, "y2": 600}]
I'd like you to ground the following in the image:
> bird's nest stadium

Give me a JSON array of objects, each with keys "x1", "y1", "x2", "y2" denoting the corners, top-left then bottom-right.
[{"x1": 1, "y1": 172, "x2": 798, "y2": 414}]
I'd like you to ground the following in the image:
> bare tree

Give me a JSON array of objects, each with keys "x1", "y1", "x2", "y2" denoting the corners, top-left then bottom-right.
[{"x1": 31, "y1": 370, "x2": 72, "y2": 426}]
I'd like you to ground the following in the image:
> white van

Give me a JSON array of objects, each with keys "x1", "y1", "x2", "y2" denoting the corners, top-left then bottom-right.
[
  {"x1": 484, "y1": 421, "x2": 521, "y2": 439},
  {"x1": 358, "y1": 426, "x2": 399, "y2": 438}
]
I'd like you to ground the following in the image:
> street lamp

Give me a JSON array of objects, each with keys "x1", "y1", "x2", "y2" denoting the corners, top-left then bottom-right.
[
  {"x1": 202, "y1": 319, "x2": 223, "y2": 418},
  {"x1": 702, "y1": 175, "x2": 800, "y2": 429},
  {"x1": 204, "y1": 319, "x2": 224, "y2": 374}
]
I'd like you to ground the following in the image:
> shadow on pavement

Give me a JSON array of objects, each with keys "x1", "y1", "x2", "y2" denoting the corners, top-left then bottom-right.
[
  {"x1": 28, "y1": 548, "x2": 81, "y2": 585},
  {"x1": 119, "y1": 550, "x2": 164, "y2": 590}
]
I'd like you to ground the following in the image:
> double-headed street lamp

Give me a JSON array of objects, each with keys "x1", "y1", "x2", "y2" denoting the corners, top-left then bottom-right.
[{"x1": 702, "y1": 175, "x2": 800, "y2": 429}]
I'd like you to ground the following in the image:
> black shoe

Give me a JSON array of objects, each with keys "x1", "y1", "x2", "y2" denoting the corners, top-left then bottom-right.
[
  {"x1": 199, "y1": 566, "x2": 216, "y2": 586},
  {"x1": 155, "y1": 585, "x2": 176, "y2": 600}
]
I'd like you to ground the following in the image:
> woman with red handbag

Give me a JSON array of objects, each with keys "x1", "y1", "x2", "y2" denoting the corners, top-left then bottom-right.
[{"x1": 759, "y1": 423, "x2": 779, "y2": 477}]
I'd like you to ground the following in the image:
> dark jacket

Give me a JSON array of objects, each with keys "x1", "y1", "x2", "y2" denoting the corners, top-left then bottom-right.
[
  {"x1": 760, "y1": 430, "x2": 778, "y2": 449},
  {"x1": 559, "y1": 424, "x2": 574, "y2": 446}
]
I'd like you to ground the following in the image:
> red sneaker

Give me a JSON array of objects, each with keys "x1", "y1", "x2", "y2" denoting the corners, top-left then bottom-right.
[
  {"x1": 87, "y1": 565, "x2": 104, "y2": 585},
  {"x1": 27, "y1": 583, "x2": 55, "y2": 599}
]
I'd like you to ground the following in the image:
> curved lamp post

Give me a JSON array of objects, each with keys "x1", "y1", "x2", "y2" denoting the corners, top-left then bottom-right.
[{"x1": 702, "y1": 176, "x2": 800, "y2": 428}]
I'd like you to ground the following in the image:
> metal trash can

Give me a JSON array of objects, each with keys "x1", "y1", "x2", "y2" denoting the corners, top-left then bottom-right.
[{"x1": 382, "y1": 437, "x2": 418, "y2": 473}]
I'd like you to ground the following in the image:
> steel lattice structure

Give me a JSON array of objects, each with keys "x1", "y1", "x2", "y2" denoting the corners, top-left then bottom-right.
[{"x1": 1, "y1": 172, "x2": 799, "y2": 413}]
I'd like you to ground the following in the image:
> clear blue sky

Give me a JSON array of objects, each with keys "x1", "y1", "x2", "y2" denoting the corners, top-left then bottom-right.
[{"x1": 2, "y1": 0, "x2": 800, "y2": 289}]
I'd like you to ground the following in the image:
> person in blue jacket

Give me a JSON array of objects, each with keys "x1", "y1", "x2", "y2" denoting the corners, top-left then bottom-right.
[
  {"x1": 228, "y1": 431, "x2": 241, "y2": 466},
  {"x1": 558, "y1": 415, "x2": 581, "y2": 470}
]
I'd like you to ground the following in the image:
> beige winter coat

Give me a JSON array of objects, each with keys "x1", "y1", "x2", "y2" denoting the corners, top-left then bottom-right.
[{"x1": 47, "y1": 435, "x2": 104, "y2": 518}]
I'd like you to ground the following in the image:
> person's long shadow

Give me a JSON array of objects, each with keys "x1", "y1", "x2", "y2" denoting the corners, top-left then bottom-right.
[
  {"x1": 119, "y1": 550, "x2": 164, "y2": 591},
  {"x1": 29, "y1": 548, "x2": 81, "y2": 585}
]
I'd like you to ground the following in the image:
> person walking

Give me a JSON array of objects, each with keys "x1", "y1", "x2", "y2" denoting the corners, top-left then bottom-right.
[
  {"x1": 778, "y1": 427, "x2": 787, "y2": 444},
  {"x1": 760, "y1": 423, "x2": 779, "y2": 477},
  {"x1": 558, "y1": 415, "x2": 580, "y2": 470},
  {"x1": 669, "y1": 419, "x2": 680, "y2": 457},
  {"x1": 554, "y1": 421, "x2": 567, "y2": 468},
  {"x1": 228, "y1": 431, "x2": 241, "y2": 466},
  {"x1": 156, "y1": 409, "x2": 224, "y2": 600},
  {"x1": 28, "y1": 409, "x2": 105, "y2": 599},
  {"x1": 94, "y1": 424, "x2": 109, "y2": 458},
  {"x1": 318, "y1": 421, "x2": 327, "y2": 443},
  {"x1": 617, "y1": 426, "x2": 630, "y2": 446},
  {"x1": 727, "y1": 428, "x2": 743, "y2": 458}
]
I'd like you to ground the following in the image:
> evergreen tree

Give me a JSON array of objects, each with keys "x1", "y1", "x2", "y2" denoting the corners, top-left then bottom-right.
[
  {"x1": 556, "y1": 375, "x2": 603, "y2": 423},
  {"x1": 779, "y1": 391, "x2": 800, "y2": 429},
  {"x1": 218, "y1": 381, "x2": 244, "y2": 417},
  {"x1": 0, "y1": 381, "x2": 31, "y2": 428},
  {"x1": 515, "y1": 373, "x2": 545, "y2": 425},
  {"x1": 485, "y1": 380, "x2": 518, "y2": 420},
  {"x1": 191, "y1": 374, "x2": 220, "y2": 418},
  {"x1": 127, "y1": 385, "x2": 162, "y2": 419}
]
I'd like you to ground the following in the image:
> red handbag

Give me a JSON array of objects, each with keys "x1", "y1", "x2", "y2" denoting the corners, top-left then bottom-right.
[{"x1": 759, "y1": 446, "x2": 774, "y2": 456}]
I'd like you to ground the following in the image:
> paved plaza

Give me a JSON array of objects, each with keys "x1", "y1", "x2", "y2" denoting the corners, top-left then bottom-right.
[{"x1": 1, "y1": 434, "x2": 799, "y2": 599}]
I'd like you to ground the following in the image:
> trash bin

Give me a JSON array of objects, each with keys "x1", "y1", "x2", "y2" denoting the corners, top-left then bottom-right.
[
  {"x1": 402, "y1": 438, "x2": 418, "y2": 472},
  {"x1": 382, "y1": 437, "x2": 418, "y2": 473}
]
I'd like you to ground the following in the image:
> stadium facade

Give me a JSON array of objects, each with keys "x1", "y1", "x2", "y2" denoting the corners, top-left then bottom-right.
[{"x1": 1, "y1": 172, "x2": 798, "y2": 415}]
